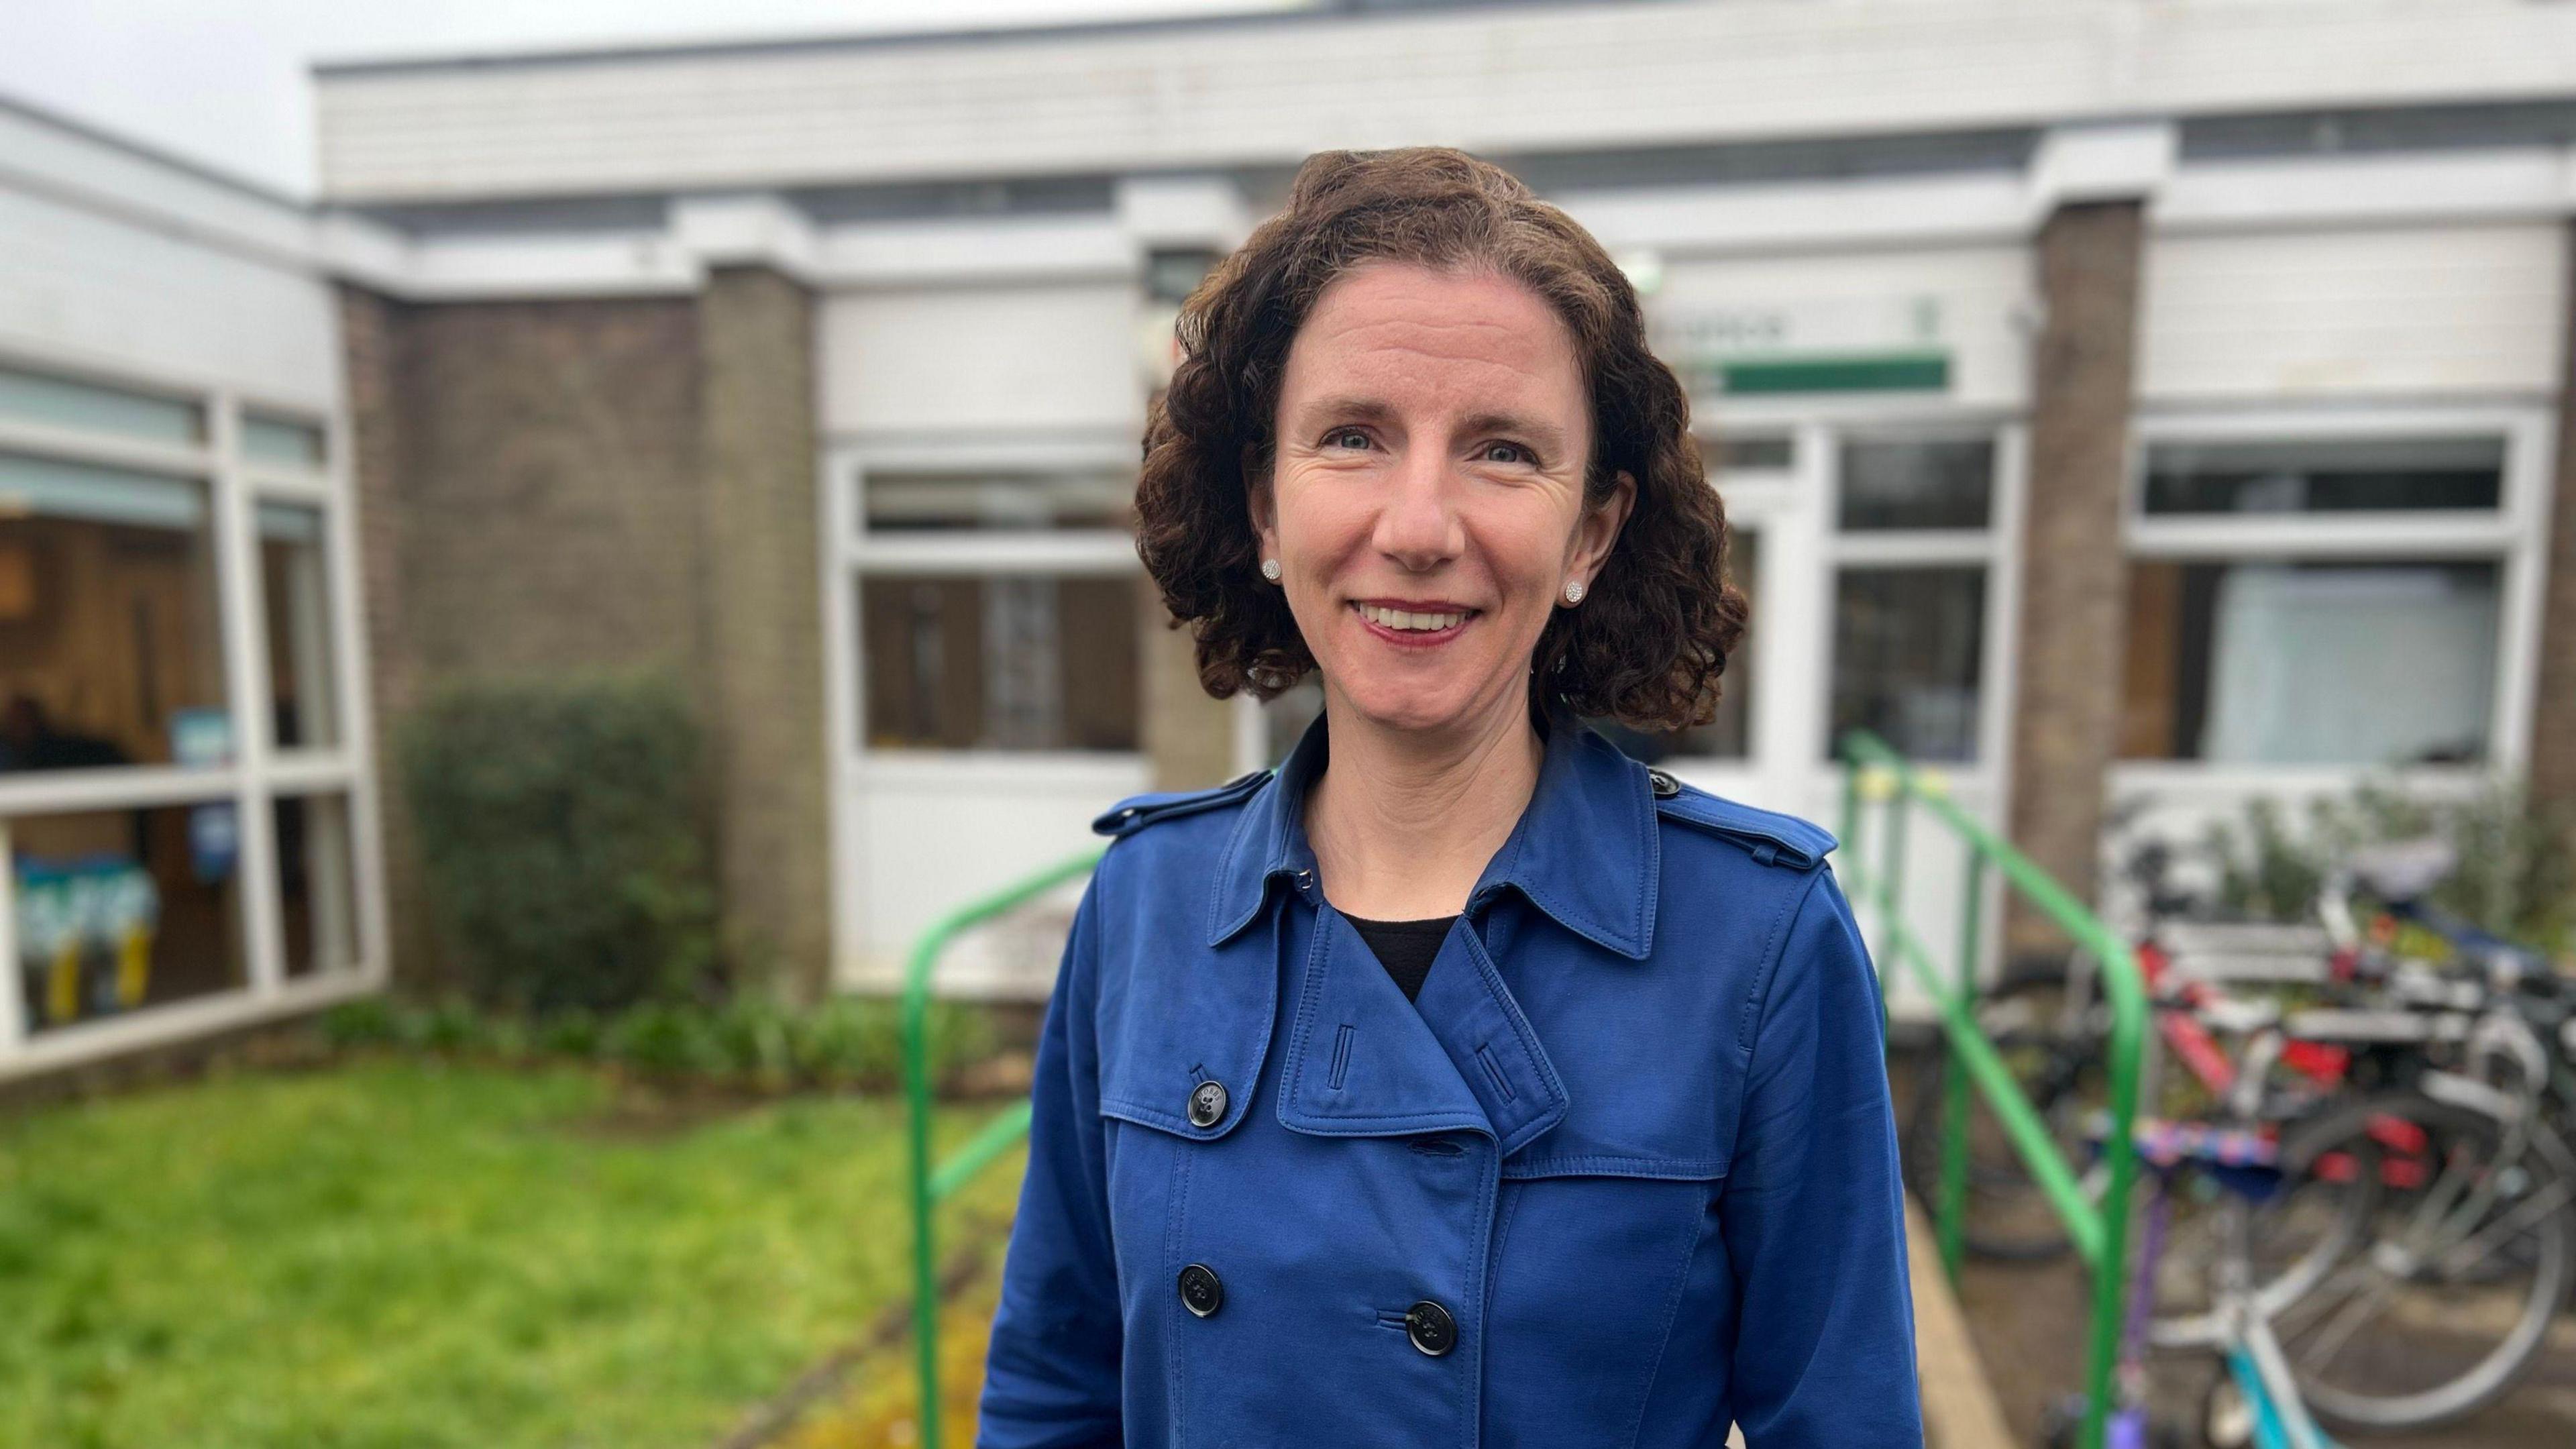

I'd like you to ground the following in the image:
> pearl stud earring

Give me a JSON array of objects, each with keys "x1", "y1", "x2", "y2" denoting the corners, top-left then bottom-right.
[
  {"x1": 1563, "y1": 579, "x2": 1586, "y2": 604},
  {"x1": 1260, "y1": 557, "x2": 1282, "y2": 582}
]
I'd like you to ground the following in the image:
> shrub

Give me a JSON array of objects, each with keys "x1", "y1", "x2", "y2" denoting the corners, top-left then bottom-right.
[
  {"x1": 398, "y1": 669, "x2": 720, "y2": 1017},
  {"x1": 2202, "y1": 777, "x2": 2576, "y2": 957}
]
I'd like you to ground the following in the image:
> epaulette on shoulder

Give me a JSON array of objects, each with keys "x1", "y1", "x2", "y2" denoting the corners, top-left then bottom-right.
[
  {"x1": 1642, "y1": 767, "x2": 1837, "y2": 870},
  {"x1": 1091, "y1": 767, "x2": 1273, "y2": 839}
]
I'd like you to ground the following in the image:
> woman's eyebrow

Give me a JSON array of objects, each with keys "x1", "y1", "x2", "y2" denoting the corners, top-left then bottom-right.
[{"x1": 1298, "y1": 395, "x2": 1567, "y2": 454}]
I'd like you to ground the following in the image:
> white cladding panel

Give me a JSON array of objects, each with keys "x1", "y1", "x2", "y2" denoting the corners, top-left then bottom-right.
[
  {"x1": 2139, "y1": 224, "x2": 2565, "y2": 402},
  {"x1": 314, "y1": 1, "x2": 2576, "y2": 204},
  {"x1": 1651, "y1": 245, "x2": 2035, "y2": 409},
  {"x1": 822, "y1": 282, "x2": 1144, "y2": 436},
  {"x1": 0, "y1": 187, "x2": 340, "y2": 408}
]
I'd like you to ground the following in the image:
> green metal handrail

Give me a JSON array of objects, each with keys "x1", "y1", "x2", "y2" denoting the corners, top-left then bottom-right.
[
  {"x1": 903, "y1": 848, "x2": 1102, "y2": 1449},
  {"x1": 1838, "y1": 729, "x2": 2146, "y2": 1449}
]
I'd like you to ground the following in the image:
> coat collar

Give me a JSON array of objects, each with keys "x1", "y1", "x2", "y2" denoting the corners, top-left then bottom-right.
[{"x1": 1205, "y1": 707, "x2": 1662, "y2": 959}]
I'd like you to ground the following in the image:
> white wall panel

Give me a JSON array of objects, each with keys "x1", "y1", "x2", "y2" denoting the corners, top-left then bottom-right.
[
  {"x1": 1652, "y1": 245, "x2": 2035, "y2": 410},
  {"x1": 822, "y1": 281, "x2": 1144, "y2": 436},
  {"x1": 0, "y1": 188, "x2": 339, "y2": 408},
  {"x1": 315, "y1": 1, "x2": 2576, "y2": 205},
  {"x1": 2140, "y1": 224, "x2": 2565, "y2": 402}
]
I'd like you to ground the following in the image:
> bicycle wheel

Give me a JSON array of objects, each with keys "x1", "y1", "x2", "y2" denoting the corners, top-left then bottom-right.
[{"x1": 2247, "y1": 1090, "x2": 2573, "y2": 1432}]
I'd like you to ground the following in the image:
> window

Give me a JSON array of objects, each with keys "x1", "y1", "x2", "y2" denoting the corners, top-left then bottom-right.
[
  {"x1": 0, "y1": 360, "x2": 370, "y2": 1058},
  {"x1": 11, "y1": 803, "x2": 249, "y2": 1032},
  {"x1": 1839, "y1": 437, "x2": 1992, "y2": 531},
  {"x1": 861, "y1": 574, "x2": 1138, "y2": 750},
  {"x1": 0, "y1": 364, "x2": 201, "y2": 447},
  {"x1": 863, "y1": 468, "x2": 1131, "y2": 532},
  {"x1": 242, "y1": 413, "x2": 327, "y2": 472},
  {"x1": 0, "y1": 454, "x2": 227, "y2": 770},
  {"x1": 2122, "y1": 559, "x2": 2496, "y2": 765},
  {"x1": 275, "y1": 793, "x2": 360, "y2": 978},
  {"x1": 258, "y1": 502, "x2": 341, "y2": 749},
  {"x1": 2141, "y1": 435, "x2": 2502, "y2": 516},
  {"x1": 849, "y1": 455, "x2": 1144, "y2": 754},
  {"x1": 1829, "y1": 435, "x2": 1998, "y2": 761},
  {"x1": 2123, "y1": 430, "x2": 2516, "y2": 768}
]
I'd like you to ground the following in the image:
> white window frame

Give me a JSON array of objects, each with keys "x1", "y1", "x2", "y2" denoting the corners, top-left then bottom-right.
[
  {"x1": 0, "y1": 349, "x2": 388, "y2": 1079},
  {"x1": 2116, "y1": 403, "x2": 2550, "y2": 792},
  {"x1": 1805, "y1": 405, "x2": 2029, "y2": 778}
]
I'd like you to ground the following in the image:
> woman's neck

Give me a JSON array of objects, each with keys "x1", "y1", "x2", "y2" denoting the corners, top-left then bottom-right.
[{"x1": 1303, "y1": 692, "x2": 1544, "y2": 922}]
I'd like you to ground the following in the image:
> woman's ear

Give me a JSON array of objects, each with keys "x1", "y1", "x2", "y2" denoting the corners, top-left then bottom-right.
[
  {"x1": 1568, "y1": 469, "x2": 1637, "y2": 584},
  {"x1": 1243, "y1": 443, "x2": 1280, "y2": 554}
]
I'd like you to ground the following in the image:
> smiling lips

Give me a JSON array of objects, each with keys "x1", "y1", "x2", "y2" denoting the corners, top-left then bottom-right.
[{"x1": 1352, "y1": 600, "x2": 1477, "y2": 645}]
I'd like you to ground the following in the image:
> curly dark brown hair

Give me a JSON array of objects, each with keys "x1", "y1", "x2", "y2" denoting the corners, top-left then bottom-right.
[{"x1": 1135, "y1": 146, "x2": 1744, "y2": 732}]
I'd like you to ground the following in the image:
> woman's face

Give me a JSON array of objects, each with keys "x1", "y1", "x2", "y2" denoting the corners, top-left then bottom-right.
[{"x1": 1252, "y1": 260, "x2": 1633, "y2": 740}]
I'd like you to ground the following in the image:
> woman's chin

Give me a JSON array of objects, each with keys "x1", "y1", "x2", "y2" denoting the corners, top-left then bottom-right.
[{"x1": 1333, "y1": 679, "x2": 1497, "y2": 739}]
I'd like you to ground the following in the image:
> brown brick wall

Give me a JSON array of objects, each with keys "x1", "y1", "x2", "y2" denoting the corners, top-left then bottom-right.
[
  {"x1": 2005, "y1": 201, "x2": 2145, "y2": 964},
  {"x1": 2534, "y1": 223, "x2": 2576, "y2": 816},
  {"x1": 345, "y1": 281, "x2": 843, "y2": 995},
  {"x1": 697, "y1": 268, "x2": 832, "y2": 999}
]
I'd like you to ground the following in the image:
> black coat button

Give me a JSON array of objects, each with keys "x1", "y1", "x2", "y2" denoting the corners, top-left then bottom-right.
[
  {"x1": 1179, "y1": 1263, "x2": 1224, "y2": 1318},
  {"x1": 1187, "y1": 1079, "x2": 1228, "y2": 1128},
  {"x1": 1405, "y1": 1299, "x2": 1456, "y2": 1356},
  {"x1": 1646, "y1": 767, "x2": 1681, "y2": 799}
]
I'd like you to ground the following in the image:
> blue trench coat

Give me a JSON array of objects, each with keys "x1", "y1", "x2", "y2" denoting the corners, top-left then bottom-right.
[{"x1": 977, "y1": 714, "x2": 1921, "y2": 1447}]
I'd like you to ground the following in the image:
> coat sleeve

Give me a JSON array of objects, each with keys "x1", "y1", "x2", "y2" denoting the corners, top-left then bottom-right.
[
  {"x1": 976, "y1": 870, "x2": 1123, "y2": 1448},
  {"x1": 1717, "y1": 866, "x2": 1923, "y2": 1448}
]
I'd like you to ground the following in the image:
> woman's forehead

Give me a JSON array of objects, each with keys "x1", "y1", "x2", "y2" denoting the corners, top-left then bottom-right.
[{"x1": 1284, "y1": 262, "x2": 1583, "y2": 416}]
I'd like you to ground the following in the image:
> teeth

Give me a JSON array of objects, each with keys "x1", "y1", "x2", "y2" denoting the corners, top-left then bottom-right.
[{"x1": 1358, "y1": 603, "x2": 1466, "y2": 631}]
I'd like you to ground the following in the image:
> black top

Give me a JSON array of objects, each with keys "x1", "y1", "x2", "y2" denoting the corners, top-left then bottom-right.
[{"x1": 1342, "y1": 913, "x2": 1458, "y2": 1003}]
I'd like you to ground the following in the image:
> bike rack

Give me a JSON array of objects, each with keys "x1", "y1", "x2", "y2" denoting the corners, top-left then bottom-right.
[
  {"x1": 902, "y1": 848, "x2": 1102, "y2": 1449},
  {"x1": 1839, "y1": 729, "x2": 2149, "y2": 1449}
]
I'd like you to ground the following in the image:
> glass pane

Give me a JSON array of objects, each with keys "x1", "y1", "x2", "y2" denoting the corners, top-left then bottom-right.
[
  {"x1": 258, "y1": 502, "x2": 340, "y2": 749},
  {"x1": 242, "y1": 413, "x2": 327, "y2": 471},
  {"x1": 0, "y1": 454, "x2": 228, "y2": 771},
  {"x1": 2143, "y1": 436, "x2": 2503, "y2": 515},
  {"x1": 0, "y1": 364, "x2": 202, "y2": 447},
  {"x1": 1839, "y1": 438, "x2": 1993, "y2": 531},
  {"x1": 1831, "y1": 566, "x2": 1986, "y2": 761},
  {"x1": 2121, "y1": 559, "x2": 2498, "y2": 765},
  {"x1": 9, "y1": 802, "x2": 248, "y2": 1032},
  {"x1": 1715, "y1": 434, "x2": 1794, "y2": 472},
  {"x1": 1591, "y1": 529, "x2": 1760, "y2": 761},
  {"x1": 275, "y1": 792, "x2": 360, "y2": 978},
  {"x1": 859, "y1": 574, "x2": 1139, "y2": 750},
  {"x1": 862, "y1": 469, "x2": 1133, "y2": 531}
]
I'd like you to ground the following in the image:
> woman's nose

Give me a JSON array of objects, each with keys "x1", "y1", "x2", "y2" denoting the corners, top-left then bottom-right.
[{"x1": 1372, "y1": 449, "x2": 1464, "y2": 571}]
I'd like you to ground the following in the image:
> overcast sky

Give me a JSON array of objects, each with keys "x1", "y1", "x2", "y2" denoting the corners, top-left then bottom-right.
[{"x1": 0, "y1": 0, "x2": 1304, "y2": 199}]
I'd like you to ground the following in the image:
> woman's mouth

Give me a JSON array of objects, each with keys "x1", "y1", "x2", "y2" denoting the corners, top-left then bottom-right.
[{"x1": 1352, "y1": 600, "x2": 1477, "y2": 647}]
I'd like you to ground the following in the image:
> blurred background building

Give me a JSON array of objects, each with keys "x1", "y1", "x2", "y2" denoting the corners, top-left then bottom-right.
[{"x1": 7, "y1": 0, "x2": 2576, "y2": 1075}]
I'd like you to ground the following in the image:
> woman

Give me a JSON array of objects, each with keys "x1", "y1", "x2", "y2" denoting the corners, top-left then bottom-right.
[{"x1": 977, "y1": 147, "x2": 1919, "y2": 1448}]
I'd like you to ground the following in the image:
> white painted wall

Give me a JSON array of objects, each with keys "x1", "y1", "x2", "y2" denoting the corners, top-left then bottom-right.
[
  {"x1": 821, "y1": 280, "x2": 1145, "y2": 437},
  {"x1": 1653, "y1": 246, "x2": 2037, "y2": 410},
  {"x1": 0, "y1": 186, "x2": 340, "y2": 409},
  {"x1": 313, "y1": 1, "x2": 2576, "y2": 205},
  {"x1": 2139, "y1": 223, "x2": 2567, "y2": 402}
]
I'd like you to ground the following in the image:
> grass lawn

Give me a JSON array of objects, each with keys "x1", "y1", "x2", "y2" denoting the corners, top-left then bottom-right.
[{"x1": 0, "y1": 1058, "x2": 1028, "y2": 1449}]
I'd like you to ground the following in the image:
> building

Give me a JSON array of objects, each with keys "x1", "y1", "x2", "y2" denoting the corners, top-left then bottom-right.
[{"x1": 8, "y1": 0, "x2": 2576, "y2": 1075}]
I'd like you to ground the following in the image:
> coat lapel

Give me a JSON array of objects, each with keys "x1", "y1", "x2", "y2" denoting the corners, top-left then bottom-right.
[{"x1": 1276, "y1": 904, "x2": 1568, "y2": 1156}]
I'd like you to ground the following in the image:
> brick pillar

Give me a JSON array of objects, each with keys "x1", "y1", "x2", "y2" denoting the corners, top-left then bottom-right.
[
  {"x1": 2532, "y1": 223, "x2": 2576, "y2": 818},
  {"x1": 698, "y1": 267, "x2": 834, "y2": 1000},
  {"x1": 2004, "y1": 201, "x2": 2146, "y2": 965},
  {"x1": 337, "y1": 282, "x2": 446, "y2": 994}
]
